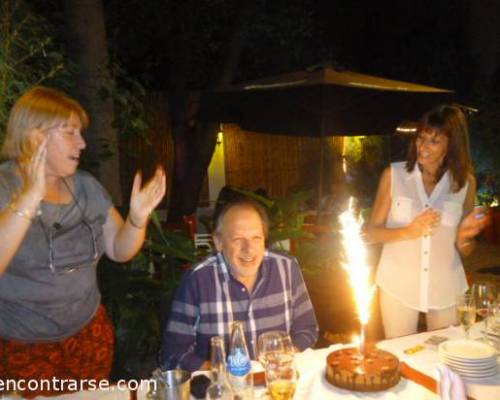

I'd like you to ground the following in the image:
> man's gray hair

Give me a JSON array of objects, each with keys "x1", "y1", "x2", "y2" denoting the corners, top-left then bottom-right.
[{"x1": 213, "y1": 199, "x2": 269, "y2": 238}]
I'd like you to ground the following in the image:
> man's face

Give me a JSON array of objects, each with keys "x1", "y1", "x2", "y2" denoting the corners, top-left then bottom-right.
[{"x1": 214, "y1": 205, "x2": 266, "y2": 282}]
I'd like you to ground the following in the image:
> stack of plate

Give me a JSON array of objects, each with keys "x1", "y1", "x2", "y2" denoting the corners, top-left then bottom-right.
[{"x1": 438, "y1": 339, "x2": 498, "y2": 380}]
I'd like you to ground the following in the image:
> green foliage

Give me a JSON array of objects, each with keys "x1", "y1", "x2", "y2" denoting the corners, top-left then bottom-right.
[
  {"x1": 344, "y1": 136, "x2": 365, "y2": 162},
  {"x1": 470, "y1": 100, "x2": 500, "y2": 205},
  {"x1": 79, "y1": 60, "x2": 150, "y2": 172},
  {"x1": 233, "y1": 187, "x2": 314, "y2": 247},
  {"x1": 344, "y1": 135, "x2": 389, "y2": 208},
  {"x1": 98, "y1": 212, "x2": 196, "y2": 378},
  {"x1": 293, "y1": 236, "x2": 342, "y2": 275},
  {"x1": 0, "y1": 0, "x2": 71, "y2": 143},
  {"x1": 99, "y1": 61, "x2": 149, "y2": 143}
]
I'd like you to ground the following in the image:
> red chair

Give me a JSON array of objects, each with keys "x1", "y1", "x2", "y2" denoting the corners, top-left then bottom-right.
[
  {"x1": 183, "y1": 214, "x2": 197, "y2": 240},
  {"x1": 163, "y1": 215, "x2": 197, "y2": 240}
]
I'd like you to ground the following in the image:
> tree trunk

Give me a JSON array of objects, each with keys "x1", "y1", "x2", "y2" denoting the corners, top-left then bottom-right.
[
  {"x1": 62, "y1": 0, "x2": 122, "y2": 205},
  {"x1": 167, "y1": 2, "x2": 256, "y2": 223}
]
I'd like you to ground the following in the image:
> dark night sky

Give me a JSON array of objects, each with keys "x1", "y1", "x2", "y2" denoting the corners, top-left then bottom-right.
[
  {"x1": 23, "y1": 0, "x2": 500, "y2": 202},
  {"x1": 26, "y1": 0, "x2": 492, "y2": 104},
  {"x1": 96, "y1": 0, "x2": 475, "y2": 100}
]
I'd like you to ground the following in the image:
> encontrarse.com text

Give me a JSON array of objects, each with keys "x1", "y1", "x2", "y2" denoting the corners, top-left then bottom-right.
[{"x1": 0, "y1": 378, "x2": 156, "y2": 393}]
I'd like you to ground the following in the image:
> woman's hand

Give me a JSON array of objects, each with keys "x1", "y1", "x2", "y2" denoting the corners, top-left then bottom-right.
[
  {"x1": 102, "y1": 167, "x2": 166, "y2": 261},
  {"x1": 128, "y1": 166, "x2": 167, "y2": 228},
  {"x1": 406, "y1": 208, "x2": 441, "y2": 240},
  {"x1": 457, "y1": 206, "x2": 489, "y2": 244},
  {"x1": 18, "y1": 132, "x2": 48, "y2": 200}
]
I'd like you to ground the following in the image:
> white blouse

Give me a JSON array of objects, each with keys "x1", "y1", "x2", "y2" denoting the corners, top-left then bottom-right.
[{"x1": 376, "y1": 162, "x2": 468, "y2": 312}]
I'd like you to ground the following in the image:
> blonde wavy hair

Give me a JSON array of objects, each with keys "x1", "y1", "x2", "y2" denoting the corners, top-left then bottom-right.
[{"x1": 1, "y1": 86, "x2": 89, "y2": 160}]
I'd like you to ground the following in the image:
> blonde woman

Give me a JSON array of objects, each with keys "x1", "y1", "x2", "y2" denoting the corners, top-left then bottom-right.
[{"x1": 0, "y1": 86, "x2": 166, "y2": 397}]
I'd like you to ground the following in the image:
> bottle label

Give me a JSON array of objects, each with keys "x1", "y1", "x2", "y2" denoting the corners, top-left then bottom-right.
[{"x1": 227, "y1": 348, "x2": 251, "y2": 376}]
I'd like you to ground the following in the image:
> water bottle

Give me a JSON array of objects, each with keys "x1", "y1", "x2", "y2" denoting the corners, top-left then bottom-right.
[
  {"x1": 227, "y1": 321, "x2": 253, "y2": 400},
  {"x1": 206, "y1": 336, "x2": 233, "y2": 400}
]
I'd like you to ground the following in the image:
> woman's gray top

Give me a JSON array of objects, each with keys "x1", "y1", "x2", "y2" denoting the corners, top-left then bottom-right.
[{"x1": 0, "y1": 161, "x2": 112, "y2": 342}]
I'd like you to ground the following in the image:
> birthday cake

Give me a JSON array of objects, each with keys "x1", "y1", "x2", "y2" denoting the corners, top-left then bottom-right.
[{"x1": 326, "y1": 346, "x2": 400, "y2": 392}]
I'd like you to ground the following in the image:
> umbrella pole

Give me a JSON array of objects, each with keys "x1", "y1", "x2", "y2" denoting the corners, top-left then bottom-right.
[{"x1": 316, "y1": 121, "x2": 326, "y2": 224}]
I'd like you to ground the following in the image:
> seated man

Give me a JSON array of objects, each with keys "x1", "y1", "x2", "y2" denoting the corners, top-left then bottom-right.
[{"x1": 160, "y1": 199, "x2": 319, "y2": 371}]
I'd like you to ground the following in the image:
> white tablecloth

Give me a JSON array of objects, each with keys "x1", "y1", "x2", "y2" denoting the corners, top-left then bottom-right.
[
  {"x1": 33, "y1": 324, "x2": 500, "y2": 399},
  {"x1": 250, "y1": 323, "x2": 499, "y2": 399},
  {"x1": 376, "y1": 323, "x2": 500, "y2": 400},
  {"x1": 290, "y1": 345, "x2": 439, "y2": 400}
]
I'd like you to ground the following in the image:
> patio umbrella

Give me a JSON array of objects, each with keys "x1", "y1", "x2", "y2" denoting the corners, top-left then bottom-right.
[
  {"x1": 199, "y1": 65, "x2": 453, "y2": 137},
  {"x1": 199, "y1": 65, "x2": 454, "y2": 208}
]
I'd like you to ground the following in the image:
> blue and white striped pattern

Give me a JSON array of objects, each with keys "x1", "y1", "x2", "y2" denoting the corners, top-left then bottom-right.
[{"x1": 160, "y1": 250, "x2": 319, "y2": 371}]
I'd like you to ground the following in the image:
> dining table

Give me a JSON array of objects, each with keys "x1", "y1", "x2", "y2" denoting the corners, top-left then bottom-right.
[
  {"x1": 286, "y1": 323, "x2": 499, "y2": 400},
  {"x1": 32, "y1": 322, "x2": 499, "y2": 400}
]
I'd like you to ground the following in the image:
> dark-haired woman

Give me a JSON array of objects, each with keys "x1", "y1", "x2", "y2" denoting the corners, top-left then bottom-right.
[{"x1": 366, "y1": 105, "x2": 488, "y2": 338}]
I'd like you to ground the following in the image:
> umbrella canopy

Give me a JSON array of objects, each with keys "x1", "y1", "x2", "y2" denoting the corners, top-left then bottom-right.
[{"x1": 199, "y1": 65, "x2": 454, "y2": 137}]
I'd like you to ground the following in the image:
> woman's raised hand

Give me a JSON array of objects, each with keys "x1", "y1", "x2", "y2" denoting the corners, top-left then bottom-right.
[
  {"x1": 128, "y1": 166, "x2": 167, "y2": 228},
  {"x1": 457, "y1": 206, "x2": 489, "y2": 244},
  {"x1": 18, "y1": 132, "x2": 48, "y2": 200},
  {"x1": 406, "y1": 208, "x2": 441, "y2": 239}
]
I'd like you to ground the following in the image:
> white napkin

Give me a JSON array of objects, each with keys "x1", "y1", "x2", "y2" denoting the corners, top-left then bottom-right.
[{"x1": 438, "y1": 365, "x2": 467, "y2": 400}]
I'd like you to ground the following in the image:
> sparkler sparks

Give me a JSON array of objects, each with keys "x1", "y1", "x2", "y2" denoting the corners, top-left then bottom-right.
[{"x1": 339, "y1": 198, "x2": 376, "y2": 353}]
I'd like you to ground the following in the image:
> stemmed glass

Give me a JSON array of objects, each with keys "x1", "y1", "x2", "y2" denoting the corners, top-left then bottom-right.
[
  {"x1": 257, "y1": 331, "x2": 294, "y2": 369},
  {"x1": 456, "y1": 293, "x2": 476, "y2": 340},
  {"x1": 472, "y1": 282, "x2": 497, "y2": 330},
  {"x1": 484, "y1": 295, "x2": 500, "y2": 351}
]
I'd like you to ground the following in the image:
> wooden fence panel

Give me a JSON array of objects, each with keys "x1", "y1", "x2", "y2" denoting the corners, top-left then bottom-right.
[
  {"x1": 223, "y1": 124, "x2": 343, "y2": 198},
  {"x1": 123, "y1": 95, "x2": 344, "y2": 207}
]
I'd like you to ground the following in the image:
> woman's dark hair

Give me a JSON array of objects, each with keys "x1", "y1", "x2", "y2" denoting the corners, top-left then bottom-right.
[{"x1": 406, "y1": 104, "x2": 473, "y2": 192}]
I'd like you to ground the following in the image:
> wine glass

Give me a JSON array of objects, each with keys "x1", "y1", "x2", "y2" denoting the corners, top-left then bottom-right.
[
  {"x1": 491, "y1": 295, "x2": 500, "y2": 327},
  {"x1": 456, "y1": 293, "x2": 476, "y2": 340},
  {"x1": 257, "y1": 331, "x2": 294, "y2": 369},
  {"x1": 483, "y1": 295, "x2": 500, "y2": 351},
  {"x1": 265, "y1": 363, "x2": 298, "y2": 400},
  {"x1": 472, "y1": 282, "x2": 497, "y2": 327}
]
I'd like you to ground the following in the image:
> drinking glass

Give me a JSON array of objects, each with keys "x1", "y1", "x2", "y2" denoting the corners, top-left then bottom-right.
[
  {"x1": 456, "y1": 293, "x2": 476, "y2": 340},
  {"x1": 257, "y1": 331, "x2": 294, "y2": 369},
  {"x1": 280, "y1": 334, "x2": 295, "y2": 354},
  {"x1": 490, "y1": 295, "x2": 500, "y2": 328},
  {"x1": 472, "y1": 282, "x2": 497, "y2": 327},
  {"x1": 265, "y1": 364, "x2": 297, "y2": 400},
  {"x1": 484, "y1": 295, "x2": 500, "y2": 351}
]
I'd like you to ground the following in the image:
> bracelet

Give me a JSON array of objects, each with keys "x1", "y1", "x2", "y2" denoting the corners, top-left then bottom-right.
[
  {"x1": 7, "y1": 202, "x2": 38, "y2": 221},
  {"x1": 128, "y1": 214, "x2": 147, "y2": 229}
]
